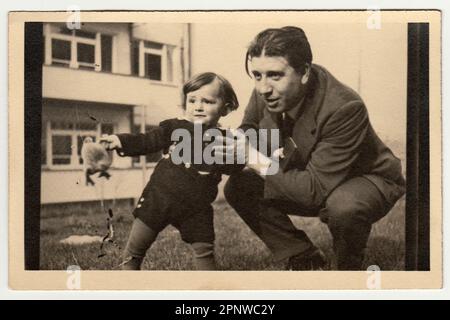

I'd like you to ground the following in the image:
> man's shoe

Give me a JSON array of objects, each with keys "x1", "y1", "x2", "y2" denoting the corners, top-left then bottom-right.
[
  {"x1": 287, "y1": 247, "x2": 327, "y2": 271},
  {"x1": 336, "y1": 252, "x2": 365, "y2": 270}
]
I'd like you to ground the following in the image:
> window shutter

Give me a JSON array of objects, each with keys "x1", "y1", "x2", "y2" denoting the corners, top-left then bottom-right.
[
  {"x1": 131, "y1": 40, "x2": 140, "y2": 75},
  {"x1": 101, "y1": 34, "x2": 113, "y2": 72}
]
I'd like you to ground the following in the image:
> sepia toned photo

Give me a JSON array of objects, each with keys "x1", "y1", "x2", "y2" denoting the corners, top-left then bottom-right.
[{"x1": 9, "y1": 10, "x2": 441, "y2": 290}]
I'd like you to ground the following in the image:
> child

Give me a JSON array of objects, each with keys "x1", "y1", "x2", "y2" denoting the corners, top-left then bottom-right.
[{"x1": 101, "y1": 72, "x2": 240, "y2": 270}]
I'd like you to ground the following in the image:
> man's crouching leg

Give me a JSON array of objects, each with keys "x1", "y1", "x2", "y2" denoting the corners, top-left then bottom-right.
[
  {"x1": 320, "y1": 177, "x2": 391, "y2": 270},
  {"x1": 122, "y1": 218, "x2": 158, "y2": 270},
  {"x1": 191, "y1": 242, "x2": 216, "y2": 270}
]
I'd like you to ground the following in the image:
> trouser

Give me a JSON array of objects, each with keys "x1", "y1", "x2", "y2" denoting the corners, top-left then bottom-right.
[
  {"x1": 224, "y1": 170, "x2": 391, "y2": 270},
  {"x1": 121, "y1": 218, "x2": 216, "y2": 270}
]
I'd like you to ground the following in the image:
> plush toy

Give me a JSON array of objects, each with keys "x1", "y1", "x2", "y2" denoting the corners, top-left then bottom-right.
[{"x1": 80, "y1": 137, "x2": 112, "y2": 186}]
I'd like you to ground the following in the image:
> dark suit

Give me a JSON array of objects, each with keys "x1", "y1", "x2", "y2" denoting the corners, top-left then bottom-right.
[{"x1": 225, "y1": 64, "x2": 406, "y2": 269}]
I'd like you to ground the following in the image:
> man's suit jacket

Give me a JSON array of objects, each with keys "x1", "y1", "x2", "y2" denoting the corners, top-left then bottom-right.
[{"x1": 241, "y1": 64, "x2": 406, "y2": 210}]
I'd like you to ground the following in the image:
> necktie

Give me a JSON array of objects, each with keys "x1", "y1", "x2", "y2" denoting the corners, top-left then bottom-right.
[{"x1": 280, "y1": 113, "x2": 295, "y2": 145}]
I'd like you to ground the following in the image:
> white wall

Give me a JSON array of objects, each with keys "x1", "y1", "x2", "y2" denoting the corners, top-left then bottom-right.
[
  {"x1": 132, "y1": 23, "x2": 184, "y2": 46},
  {"x1": 190, "y1": 23, "x2": 407, "y2": 143},
  {"x1": 43, "y1": 65, "x2": 183, "y2": 124}
]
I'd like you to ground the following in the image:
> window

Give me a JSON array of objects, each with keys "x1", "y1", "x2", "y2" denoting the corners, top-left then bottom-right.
[
  {"x1": 42, "y1": 119, "x2": 116, "y2": 169},
  {"x1": 77, "y1": 42, "x2": 95, "y2": 70},
  {"x1": 131, "y1": 124, "x2": 162, "y2": 165},
  {"x1": 44, "y1": 24, "x2": 113, "y2": 73},
  {"x1": 131, "y1": 39, "x2": 174, "y2": 83},
  {"x1": 52, "y1": 135, "x2": 72, "y2": 165},
  {"x1": 51, "y1": 39, "x2": 71, "y2": 66},
  {"x1": 145, "y1": 53, "x2": 162, "y2": 80},
  {"x1": 101, "y1": 123, "x2": 114, "y2": 135}
]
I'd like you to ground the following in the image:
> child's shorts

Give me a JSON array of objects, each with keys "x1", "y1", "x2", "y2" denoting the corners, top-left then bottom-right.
[{"x1": 132, "y1": 185, "x2": 214, "y2": 244}]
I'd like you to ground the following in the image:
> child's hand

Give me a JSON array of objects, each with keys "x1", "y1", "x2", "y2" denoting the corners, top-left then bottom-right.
[
  {"x1": 99, "y1": 135, "x2": 122, "y2": 150},
  {"x1": 272, "y1": 147, "x2": 285, "y2": 159}
]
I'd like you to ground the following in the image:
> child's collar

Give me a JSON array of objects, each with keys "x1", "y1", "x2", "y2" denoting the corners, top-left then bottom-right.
[{"x1": 177, "y1": 116, "x2": 223, "y2": 130}]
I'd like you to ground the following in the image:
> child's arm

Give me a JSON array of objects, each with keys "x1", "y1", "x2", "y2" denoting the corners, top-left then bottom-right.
[{"x1": 101, "y1": 120, "x2": 174, "y2": 157}]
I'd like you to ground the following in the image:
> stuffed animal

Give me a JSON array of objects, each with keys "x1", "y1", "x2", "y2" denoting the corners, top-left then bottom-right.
[{"x1": 80, "y1": 137, "x2": 112, "y2": 186}]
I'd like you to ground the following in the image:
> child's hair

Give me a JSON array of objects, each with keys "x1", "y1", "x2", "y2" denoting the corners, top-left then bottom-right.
[{"x1": 182, "y1": 72, "x2": 239, "y2": 114}]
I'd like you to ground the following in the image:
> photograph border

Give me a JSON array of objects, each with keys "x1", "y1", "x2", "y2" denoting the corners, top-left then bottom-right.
[{"x1": 9, "y1": 10, "x2": 442, "y2": 290}]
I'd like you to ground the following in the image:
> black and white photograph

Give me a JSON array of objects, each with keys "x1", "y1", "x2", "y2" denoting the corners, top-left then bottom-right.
[{"x1": 9, "y1": 10, "x2": 441, "y2": 290}]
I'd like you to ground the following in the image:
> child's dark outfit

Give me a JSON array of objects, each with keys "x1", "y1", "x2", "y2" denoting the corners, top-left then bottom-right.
[{"x1": 117, "y1": 118, "x2": 241, "y2": 269}]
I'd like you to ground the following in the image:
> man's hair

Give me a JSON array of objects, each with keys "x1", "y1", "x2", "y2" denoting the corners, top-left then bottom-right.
[
  {"x1": 245, "y1": 26, "x2": 313, "y2": 76},
  {"x1": 182, "y1": 72, "x2": 239, "y2": 112}
]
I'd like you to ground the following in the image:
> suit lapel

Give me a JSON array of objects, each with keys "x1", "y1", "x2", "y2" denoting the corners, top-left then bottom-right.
[
  {"x1": 259, "y1": 103, "x2": 317, "y2": 168},
  {"x1": 290, "y1": 69, "x2": 324, "y2": 168},
  {"x1": 291, "y1": 99, "x2": 317, "y2": 168},
  {"x1": 259, "y1": 108, "x2": 282, "y2": 152}
]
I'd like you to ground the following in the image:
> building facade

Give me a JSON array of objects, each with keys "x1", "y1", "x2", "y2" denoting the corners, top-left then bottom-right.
[{"x1": 41, "y1": 23, "x2": 190, "y2": 204}]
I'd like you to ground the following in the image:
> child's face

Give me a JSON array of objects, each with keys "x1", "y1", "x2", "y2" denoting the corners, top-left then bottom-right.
[{"x1": 185, "y1": 79, "x2": 225, "y2": 126}]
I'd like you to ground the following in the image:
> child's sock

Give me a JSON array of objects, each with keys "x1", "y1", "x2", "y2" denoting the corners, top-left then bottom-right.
[
  {"x1": 191, "y1": 242, "x2": 216, "y2": 270},
  {"x1": 122, "y1": 218, "x2": 158, "y2": 270}
]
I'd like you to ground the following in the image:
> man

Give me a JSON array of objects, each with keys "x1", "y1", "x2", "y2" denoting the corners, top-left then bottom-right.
[{"x1": 220, "y1": 26, "x2": 406, "y2": 270}]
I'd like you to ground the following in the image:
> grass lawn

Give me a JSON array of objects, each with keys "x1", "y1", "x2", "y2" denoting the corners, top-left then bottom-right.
[{"x1": 40, "y1": 188, "x2": 405, "y2": 271}]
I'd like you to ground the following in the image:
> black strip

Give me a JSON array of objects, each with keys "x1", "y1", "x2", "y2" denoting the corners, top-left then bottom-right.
[
  {"x1": 405, "y1": 23, "x2": 430, "y2": 271},
  {"x1": 24, "y1": 22, "x2": 43, "y2": 270},
  {"x1": 0, "y1": 300, "x2": 433, "y2": 317}
]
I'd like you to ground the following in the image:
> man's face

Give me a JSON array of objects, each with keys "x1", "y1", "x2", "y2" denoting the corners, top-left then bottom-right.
[{"x1": 250, "y1": 55, "x2": 306, "y2": 113}]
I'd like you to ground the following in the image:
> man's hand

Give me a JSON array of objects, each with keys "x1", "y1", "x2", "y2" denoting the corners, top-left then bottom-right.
[
  {"x1": 211, "y1": 129, "x2": 274, "y2": 177},
  {"x1": 99, "y1": 135, "x2": 122, "y2": 150},
  {"x1": 209, "y1": 129, "x2": 249, "y2": 165}
]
